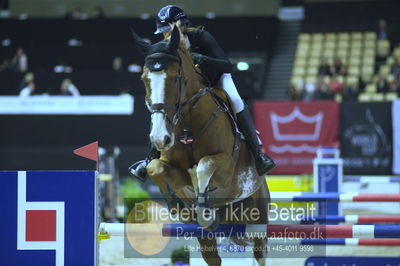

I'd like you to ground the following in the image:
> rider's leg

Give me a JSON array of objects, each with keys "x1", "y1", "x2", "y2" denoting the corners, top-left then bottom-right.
[
  {"x1": 217, "y1": 73, "x2": 275, "y2": 175},
  {"x1": 217, "y1": 73, "x2": 245, "y2": 114},
  {"x1": 129, "y1": 147, "x2": 160, "y2": 182}
]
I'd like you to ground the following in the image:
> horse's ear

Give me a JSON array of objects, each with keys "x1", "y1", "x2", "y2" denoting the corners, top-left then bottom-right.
[
  {"x1": 167, "y1": 25, "x2": 180, "y2": 53},
  {"x1": 130, "y1": 28, "x2": 150, "y2": 55}
]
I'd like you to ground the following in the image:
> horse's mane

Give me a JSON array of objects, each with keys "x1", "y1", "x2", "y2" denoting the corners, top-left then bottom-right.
[
  {"x1": 159, "y1": 24, "x2": 205, "y2": 88},
  {"x1": 162, "y1": 22, "x2": 196, "y2": 63}
]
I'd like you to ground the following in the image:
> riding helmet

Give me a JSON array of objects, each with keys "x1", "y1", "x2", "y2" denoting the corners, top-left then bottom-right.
[{"x1": 154, "y1": 5, "x2": 190, "y2": 34}]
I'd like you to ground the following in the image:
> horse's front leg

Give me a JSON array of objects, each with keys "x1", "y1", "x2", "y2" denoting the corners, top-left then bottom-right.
[
  {"x1": 193, "y1": 153, "x2": 234, "y2": 229},
  {"x1": 147, "y1": 159, "x2": 191, "y2": 217},
  {"x1": 197, "y1": 237, "x2": 221, "y2": 266}
]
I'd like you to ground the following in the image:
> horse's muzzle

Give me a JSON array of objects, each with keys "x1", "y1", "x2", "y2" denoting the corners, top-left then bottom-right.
[{"x1": 151, "y1": 134, "x2": 175, "y2": 151}]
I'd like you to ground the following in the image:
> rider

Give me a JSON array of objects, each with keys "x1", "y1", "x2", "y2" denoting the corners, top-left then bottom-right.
[{"x1": 130, "y1": 5, "x2": 275, "y2": 180}]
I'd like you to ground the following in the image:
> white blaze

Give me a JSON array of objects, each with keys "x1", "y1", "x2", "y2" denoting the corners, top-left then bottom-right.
[{"x1": 148, "y1": 71, "x2": 170, "y2": 148}]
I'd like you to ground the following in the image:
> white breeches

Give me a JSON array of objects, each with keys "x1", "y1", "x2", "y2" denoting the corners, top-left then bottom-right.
[
  {"x1": 217, "y1": 73, "x2": 262, "y2": 144},
  {"x1": 217, "y1": 73, "x2": 244, "y2": 113}
]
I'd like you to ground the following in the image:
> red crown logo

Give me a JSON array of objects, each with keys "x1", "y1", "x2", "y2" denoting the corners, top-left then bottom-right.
[{"x1": 270, "y1": 107, "x2": 323, "y2": 141}]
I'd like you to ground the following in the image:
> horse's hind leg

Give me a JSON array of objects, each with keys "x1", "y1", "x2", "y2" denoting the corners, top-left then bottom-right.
[
  {"x1": 253, "y1": 237, "x2": 266, "y2": 266},
  {"x1": 252, "y1": 177, "x2": 269, "y2": 266},
  {"x1": 195, "y1": 153, "x2": 233, "y2": 229},
  {"x1": 197, "y1": 237, "x2": 221, "y2": 266},
  {"x1": 196, "y1": 153, "x2": 234, "y2": 192}
]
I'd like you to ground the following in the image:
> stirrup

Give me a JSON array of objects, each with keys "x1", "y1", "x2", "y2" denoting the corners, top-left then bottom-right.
[{"x1": 128, "y1": 160, "x2": 148, "y2": 182}]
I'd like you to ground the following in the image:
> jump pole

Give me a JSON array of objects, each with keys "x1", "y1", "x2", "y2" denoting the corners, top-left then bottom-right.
[
  {"x1": 270, "y1": 192, "x2": 400, "y2": 202},
  {"x1": 344, "y1": 176, "x2": 400, "y2": 183},
  {"x1": 300, "y1": 238, "x2": 400, "y2": 246},
  {"x1": 99, "y1": 223, "x2": 400, "y2": 239},
  {"x1": 301, "y1": 215, "x2": 400, "y2": 224}
]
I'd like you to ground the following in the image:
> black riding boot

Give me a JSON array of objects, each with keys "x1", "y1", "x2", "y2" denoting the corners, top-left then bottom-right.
[
  {"x1": 237, "y1": 105, "x2": 276, "y2": 176},
  {"x1": 128, "y1": 147, "x2": 160, "y2": 182}
]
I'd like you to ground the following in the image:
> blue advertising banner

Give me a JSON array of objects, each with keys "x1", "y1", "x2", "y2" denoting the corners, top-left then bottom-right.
[{"x1": 0, "y1": 171, "x2": 97, "y2": 266}]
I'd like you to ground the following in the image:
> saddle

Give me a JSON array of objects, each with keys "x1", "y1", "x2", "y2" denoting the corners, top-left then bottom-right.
[{"x1": 210, "y1": 88, "x2": 241, "y2": 136}]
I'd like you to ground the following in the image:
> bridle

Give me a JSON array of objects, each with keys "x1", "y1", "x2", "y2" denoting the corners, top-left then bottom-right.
[
  {"x1": 145, "y1": 52, "x2": 212, "y2": 131},
  {"x1": 144, "y1": 51, "x2": 235, "y2": 165},
  {"x1": 145, "y1": 52, "x2": 185, "y2": 130}
]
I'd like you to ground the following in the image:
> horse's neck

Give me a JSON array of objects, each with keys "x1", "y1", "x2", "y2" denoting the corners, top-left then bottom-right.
[
  {"x1": 178, "y1": 48, "x2": 202, "y2": 95},
  {"x1": 177, "y1": 49, "x2": 218, "y2": 132}
]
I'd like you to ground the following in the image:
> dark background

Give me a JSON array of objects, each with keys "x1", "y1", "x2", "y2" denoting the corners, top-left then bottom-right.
[{"x1": 0, "y1": 16, "x2": 278, "y2": 172}]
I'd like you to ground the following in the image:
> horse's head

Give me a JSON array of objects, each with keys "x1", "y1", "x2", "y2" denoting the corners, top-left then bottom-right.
[{"x1": 132, "y1": 26, "x2": 186, "y2": 151}]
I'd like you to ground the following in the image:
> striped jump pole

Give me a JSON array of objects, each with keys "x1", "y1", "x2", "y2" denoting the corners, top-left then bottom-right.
[
  {"x1": 344, "y1": 176, "x2": 400, "y2": 183},
  {"x1": 301, "y1": 215, "x2": 400, "y2": 224},
  {"x1": 162, "y1": 224, "x2": 400, "y2": 238},
  {"x1": 270, "y1": 192, "x2": 400, "y2": 202},
  {"x1": 98, "y1": 223, "x2": 400, "y2": 239},
  {"x1": 300, "y1": 239, "x2": 400, "y2": 246}
]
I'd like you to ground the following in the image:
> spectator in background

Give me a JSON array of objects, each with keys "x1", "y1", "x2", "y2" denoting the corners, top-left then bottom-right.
[
  {"x1": 377, "y1": 74, "x2": 390, "y2": 93},
  {"x1": 10, "y1": 47, "x2": 28, "y2": 72},
  {"x1": 314, "y1": 76, "x2": 333, "y2": 100},
  {"x1": 60, "y1": 79, "x2": 80, "y2": 96},
  {"x1": 377, "y1": 19, "x2": 388, "y2": 41},
  {"x1": 390, "y1": 74, "x2": 400, "y2": 96},
  {"x1": 54, "y1": 59, "x2": 73, "y2": 73},
  {"x1": 19, "y1": 72, "x2": 34, "y2": 90},
  {"x1": 301, "y1": 80, "x2": 316, "y2": 101},
  {"x1": 65, "y1": 8, "x2": 77, "y2": 19},
  {"x1": 391, "y1": 58, "x2": 400, "y2": 76},
  {"x1": 318, "y1": 57, "x2": 332, "y2": 76},
  {"x1": 65, "y1": 7, "x2": 88, "y2": 20},
  {"x1": 67, "y1": 36, "x2": 83, "y2": 47},
  {"x1": 112, "y1": 57, "x2": 123, "y2": 72},
  {"x1": 289, "y1": 85, "x2": 299, "y2": 100},
  {"x1": 343, "y1": 82, "x2": 358, "y2": 100},
  {"x1": 328, "y1": 75, "x2": 343, "y2": 94},
  {"x1": 0, "y1": 59, "x2": 9, "y2": 72},
  {"x1": 332, "y1": 57, "x2": 347, "y2": 76},
  {"x1": 92, "y1": 6, "x2": 105, "y2": 19},
  {"x1": 19, "y1": 72, "x2": 35, "y2": 97}
]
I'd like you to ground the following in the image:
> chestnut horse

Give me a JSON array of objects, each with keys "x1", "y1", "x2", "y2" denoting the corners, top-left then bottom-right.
[{"x1": 132, "y1": 26, "x2": 270, "y2": 266}]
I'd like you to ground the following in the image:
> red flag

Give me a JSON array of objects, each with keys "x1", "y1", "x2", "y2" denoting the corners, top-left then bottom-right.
[{"x1": 73, "y1": 141, "x2": 98, "y2": 169}]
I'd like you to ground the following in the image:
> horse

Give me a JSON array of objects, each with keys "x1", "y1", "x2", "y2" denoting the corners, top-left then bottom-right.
[{"x1": 132, "y1": 26, "x2": 270, "y2": 266}]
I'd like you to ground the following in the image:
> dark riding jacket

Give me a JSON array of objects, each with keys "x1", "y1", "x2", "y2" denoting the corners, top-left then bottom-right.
[{"x1": 187, "y1": 29, "x2": 232, "y2": 86}]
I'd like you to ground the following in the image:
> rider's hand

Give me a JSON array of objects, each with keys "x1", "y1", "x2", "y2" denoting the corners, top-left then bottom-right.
[{"x1": 191, "y1": 53, "x2": 205, "y2": 65}]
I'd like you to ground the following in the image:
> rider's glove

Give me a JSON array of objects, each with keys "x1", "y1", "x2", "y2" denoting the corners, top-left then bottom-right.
[{"x1": 191, "y1": 52, "x2": 205, "y2": 65}]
